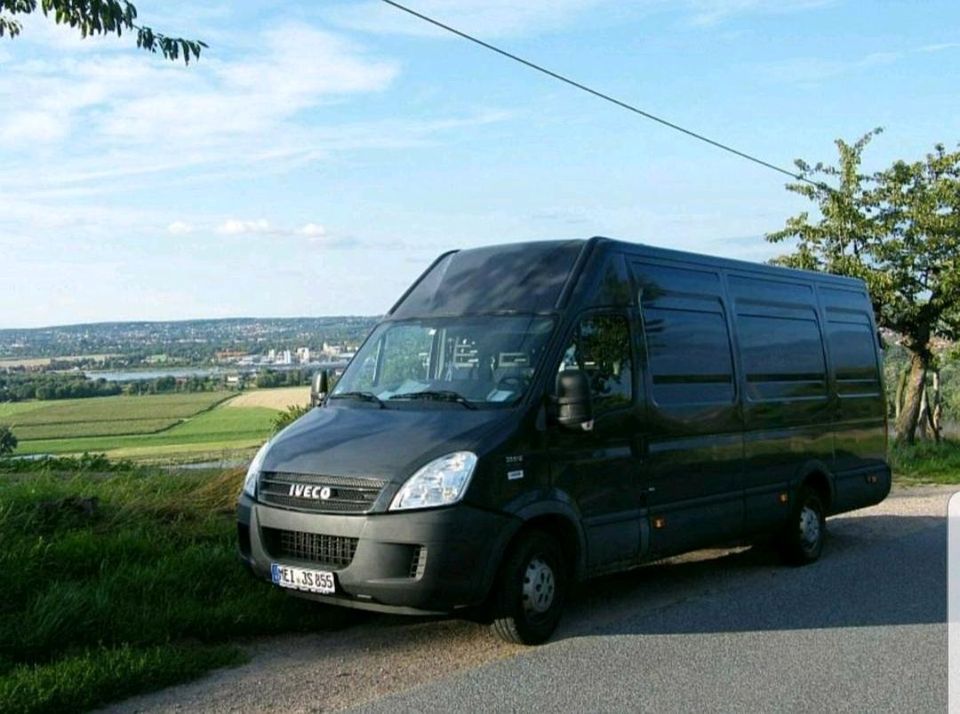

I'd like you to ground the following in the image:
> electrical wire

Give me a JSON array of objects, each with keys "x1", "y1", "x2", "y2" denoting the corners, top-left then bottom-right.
[{"x1": 379, "y1": 0, "x2": 824, "y2": 189}]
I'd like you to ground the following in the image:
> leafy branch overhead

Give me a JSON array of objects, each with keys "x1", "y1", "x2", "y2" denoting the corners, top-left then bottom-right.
[{"x1": 0, "y1": 0, "x2": 206, "y2": 63}]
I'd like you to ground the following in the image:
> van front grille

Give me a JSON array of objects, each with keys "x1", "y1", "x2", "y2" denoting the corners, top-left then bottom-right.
[
  {"x1": 263, "y1": 528, "x2": 358, "y2": 569},
  {"x1": 258, "y1": 471, "x2": 387, "y2": 514}
]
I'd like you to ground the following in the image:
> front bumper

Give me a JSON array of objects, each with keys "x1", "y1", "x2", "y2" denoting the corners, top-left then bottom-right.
[{"x1": 237, "y1": 494, "x2": 518, "y2": 614}]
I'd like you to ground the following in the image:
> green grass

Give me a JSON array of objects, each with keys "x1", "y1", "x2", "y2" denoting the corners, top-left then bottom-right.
[
  {"x1": 5, "y1": 392, "x2": 231, "y2": 427},
  {"x1": 0, "y1": 464, "x2": 351, "y2": 713},
  {"x1": 13, "y1": 418, "x2": 178, "y2": 441},
  {"x1": 0, "y1": 644, "x2": 243, "y2": 714},
  {"x1": 16, "y1": 405, "x2": 275, "y2": 457},
  {"x1": 0, "y1": 402, "x2": 48, "y2": 419},
  {"x1": 890, "y1": 439, "x2": 960, "y2": 483}
]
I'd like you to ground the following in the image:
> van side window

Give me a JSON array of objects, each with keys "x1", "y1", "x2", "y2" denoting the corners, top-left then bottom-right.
[
  {"x1": 560, "y1": 314, "x2": 633, "y2": 414},
  {"x1": 643, "y1": 306, "x2": 734, "y2": 405},
  {"x1": 827, "y1": 314, "x2": 881, "y2": 395},
  {"x1": 736, "y1": 312, "x2": 827, "y2": 401}
]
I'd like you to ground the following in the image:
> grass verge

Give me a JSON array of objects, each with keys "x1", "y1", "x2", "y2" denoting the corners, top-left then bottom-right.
[
  {"x1": 0, "y1": 460, "x2": 350, "y2": 713},
  {"x1": 890, "y1": 439, "x2": 960, "y2": 483}
]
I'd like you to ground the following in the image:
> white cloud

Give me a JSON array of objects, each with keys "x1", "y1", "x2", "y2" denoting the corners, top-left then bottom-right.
[
  {"x1": 167, "y1": 220, "x2": 194, "y2": 235},
  {"x1": 217, "y1": 219, "x2": 272, "y2": 236},
  {"x1": 0, "y1": 22, "x2": 398, "y2": 154},
  {"x1": 329, "y1": 0, "x2": 834, "y2": 36},
  {"x1": 689, "y1": 0, "x2": 833, "y2": 26},
  {"x1": 759, "y1": 42, "x2": 959, "y2": 84},
  {"x1": 297, "y1": 223, "x2": 327, "y2": 238}
]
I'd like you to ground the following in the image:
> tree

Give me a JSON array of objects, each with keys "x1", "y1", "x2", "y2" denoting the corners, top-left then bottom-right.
[
  {"x1": 0, "y1": 0, "x2": 205, "y2": 63},
  {"x1": 0, "y1": 425, "x2": 16, "y2": 456},
  {"x1": 767, "y1": 129, "x2": 960, "y2": 443}
]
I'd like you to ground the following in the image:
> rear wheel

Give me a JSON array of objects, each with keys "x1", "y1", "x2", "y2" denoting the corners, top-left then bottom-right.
[
  {"x1": 778, "y1": 486, "x2": 826, "y2": 565},
  {"x1": 491, "y1": 530, "x2": 566, "y2": 645}
]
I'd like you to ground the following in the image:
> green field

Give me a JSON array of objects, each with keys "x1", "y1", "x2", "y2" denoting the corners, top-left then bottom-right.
[
  {"x1": 2, "y1": 392, "x2": 278, "y2": 463},
  {"x1": 3, "y1": 392, "x2": 229, "y2": 427}
]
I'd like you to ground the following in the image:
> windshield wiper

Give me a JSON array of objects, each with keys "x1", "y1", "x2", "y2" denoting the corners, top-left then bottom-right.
[
  {"x1": 328, "y1": 391, "x2": 385, "y2": 408},
  {"x1": 389, "y1": 390, "x2": 477, "y2": 410}
]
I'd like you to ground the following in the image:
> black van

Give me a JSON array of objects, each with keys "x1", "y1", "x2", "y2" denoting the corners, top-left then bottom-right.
[{"x1": 237, "y1": 237, "x2": 890, "y2": 644}]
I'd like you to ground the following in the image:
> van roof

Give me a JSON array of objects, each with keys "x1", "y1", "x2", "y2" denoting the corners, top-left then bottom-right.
[{"x1": 387, "y1": 236, "x2": 865, "y2": 318}]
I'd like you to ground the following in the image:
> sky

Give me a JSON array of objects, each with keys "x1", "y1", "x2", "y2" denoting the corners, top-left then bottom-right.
[{"x1": 1, "y1": 0, "x2": 958, "y2": 328}]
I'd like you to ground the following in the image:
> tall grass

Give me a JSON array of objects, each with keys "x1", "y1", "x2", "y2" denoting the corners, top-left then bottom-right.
[
  {"x1": 0, "y1": 462, "x2": 350, "y2": 713},
  {"x1": 890, "y1": 439, "x2": 960, "y2": 482}
]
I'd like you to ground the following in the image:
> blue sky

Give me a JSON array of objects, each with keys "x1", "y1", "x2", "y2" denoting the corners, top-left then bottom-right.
[{"x1": 1, "y1": 0, "x2": 958, "y2": 328}]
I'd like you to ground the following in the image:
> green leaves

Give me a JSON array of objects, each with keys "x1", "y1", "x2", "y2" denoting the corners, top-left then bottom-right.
[
  {"x1": 0, "y1": 0, "x2": 206, "y2": 64},
  {"x1": 767, "y1": 131, "x2": 960, "y2": 350}
]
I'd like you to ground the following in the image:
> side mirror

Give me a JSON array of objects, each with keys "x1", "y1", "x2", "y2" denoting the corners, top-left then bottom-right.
[
  {"x1": 310, "y1": 370, "x2": 330, "y2": 407},
  {"x1": 554, "y1": 369, "x2": 594, "y2": 431}
]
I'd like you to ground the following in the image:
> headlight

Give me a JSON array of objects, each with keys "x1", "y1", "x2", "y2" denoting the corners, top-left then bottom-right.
[
  {"x1": 243, "y1": 441, "x2": 270, "y2": 498},
  {"x1": 389, "y1": 451, "x2": 478, "y2": 511}
]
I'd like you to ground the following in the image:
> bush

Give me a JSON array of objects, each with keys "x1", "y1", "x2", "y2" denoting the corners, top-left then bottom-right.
[
  {"x1": 0, "y1": 426, "x2": 16, "y2": 456},
  {"x1": 0, "y1": 453, "x2": 131, "y2": 473},
  {"x1": 272, "y1": 404, "x2": 310, "y2": 433}
]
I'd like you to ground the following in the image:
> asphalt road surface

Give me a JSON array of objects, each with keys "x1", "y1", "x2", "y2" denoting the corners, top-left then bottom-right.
[{"x1": 110, "y1": 485, "x2": 952, "y2": 714}]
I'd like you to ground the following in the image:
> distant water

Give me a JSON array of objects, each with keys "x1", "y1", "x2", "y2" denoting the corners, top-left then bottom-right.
[{"x1": 84, "y1": 367, "x2": 227, "y2": 382}]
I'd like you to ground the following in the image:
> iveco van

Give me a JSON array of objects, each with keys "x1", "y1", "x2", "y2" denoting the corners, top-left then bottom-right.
[{"x1": 237, "y1": 237, "x2": 890, "y2": 644}]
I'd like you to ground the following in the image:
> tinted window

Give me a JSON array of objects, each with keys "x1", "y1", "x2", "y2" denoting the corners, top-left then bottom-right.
[
  {"x1": 588, "y1": 254, "x2": 632, "y2": 307},
  {"x1": 828, "y1": 320, "x2": 881, "y2": 395},
  {"x1": 559, "y1": 314, "x2": 632, "y2": 414},
  {"x1": 737, "y1": 314, "x2": 827, "y2": 401},
  {"x1": 392, "y1": 241, "x2": 583, "y2": 318},
  {"x1": 632, "y1": 262, "x2": 722, "y2": 301},
  {"x1": 644, "y1": 307, "x2": 734, "y2": 405}
]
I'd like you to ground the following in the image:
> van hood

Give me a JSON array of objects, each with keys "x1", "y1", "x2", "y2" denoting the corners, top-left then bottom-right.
[{"x1": 260, "y1": 404, "x2": 511, "y2": 483}]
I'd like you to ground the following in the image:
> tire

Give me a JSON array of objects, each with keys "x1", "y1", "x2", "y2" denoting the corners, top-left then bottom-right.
[
  {"x1": 778, "y1": 486, "x2": 826, "y2": 565},
  {"x1": 490, "y1": 530, "x2": 566, "y2": 645}
]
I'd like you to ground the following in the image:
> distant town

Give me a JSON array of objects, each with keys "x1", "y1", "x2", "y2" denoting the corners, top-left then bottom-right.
[{"x1": 0, "y1": 317, "x2": 379, "y2": 400}]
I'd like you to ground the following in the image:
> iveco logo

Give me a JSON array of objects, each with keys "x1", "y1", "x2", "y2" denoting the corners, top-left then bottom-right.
[{"x1": 288, "y1": 484, "x2": 333, "y2": 500}]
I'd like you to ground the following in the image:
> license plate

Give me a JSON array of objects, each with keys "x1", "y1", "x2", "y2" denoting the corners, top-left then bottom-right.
[{"x1": 271, "y1": 563, "x2": 335, "y2": 594}]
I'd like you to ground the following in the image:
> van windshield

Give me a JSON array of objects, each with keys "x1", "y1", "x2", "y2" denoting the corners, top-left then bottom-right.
[{"x1": 331, "y1": 316, "x2": 555, "y2": 407}]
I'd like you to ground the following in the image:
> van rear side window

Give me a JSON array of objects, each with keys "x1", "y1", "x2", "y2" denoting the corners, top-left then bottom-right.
[
  {"x1": 827, "y1": 318, "x2": 882, "y2": 396},
  {"x1": 736, "y1": 313, "x2": 827, "y2": 401},
  {"x1": 643, "y1": 306, "x2": 735, "y2": 405}
]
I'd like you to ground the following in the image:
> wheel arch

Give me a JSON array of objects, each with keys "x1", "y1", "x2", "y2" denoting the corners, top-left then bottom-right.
[
  {"x1": 793, "y1": 460, "x2": 835, "y2": 513},
  {"x1": 479, "y1": 496, "x2": 587, "y2": 602}
]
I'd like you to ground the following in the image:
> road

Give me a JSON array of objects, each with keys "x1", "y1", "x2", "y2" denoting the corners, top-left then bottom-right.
[{"x1": 110, "y1": 485, "x2": 952, "y2": 714}]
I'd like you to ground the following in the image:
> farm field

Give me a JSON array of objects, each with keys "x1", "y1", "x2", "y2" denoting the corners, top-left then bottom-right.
[
  {"x1": 3, "y1": 392, "x2": 280, "y2": 463},
  {"x1": 227, "y1": 386, "x2": 310, "y2": 410}
]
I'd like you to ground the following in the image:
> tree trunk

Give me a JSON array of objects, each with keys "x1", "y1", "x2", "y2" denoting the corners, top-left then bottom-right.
[
  {"x1": 928, "y1": 370, "x2": 942, "y2": 443},
  {"x1": 894, "y1": 351, "x2": 928, "y2": 444},
  {"x1": 895, "y1": 365, "x2": 909, "y2": 420},
  {"x1": 917, "y1": 385, "x2": 929, "y2": 441}
]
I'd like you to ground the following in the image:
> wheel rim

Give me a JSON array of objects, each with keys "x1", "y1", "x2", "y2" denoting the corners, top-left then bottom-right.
[
  {"x1": 798, "y1": 504, "x2": 821, "y2": 550},
  {"x1": 522, "y1": 556, "x2": 556, "y2": 615}
]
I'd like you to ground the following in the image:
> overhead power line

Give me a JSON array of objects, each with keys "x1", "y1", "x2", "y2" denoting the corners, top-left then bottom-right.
[{"x1": 379, "y1": 0, "x2": 822, "y2": 189}]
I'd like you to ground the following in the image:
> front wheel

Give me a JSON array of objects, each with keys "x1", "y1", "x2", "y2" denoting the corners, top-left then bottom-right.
[
  {"x1": 490, "y1": 530, "x2": 566, "y2": 645},
  {"x1": 778, "y1": 486, "x2": 826, "y2": 565}
]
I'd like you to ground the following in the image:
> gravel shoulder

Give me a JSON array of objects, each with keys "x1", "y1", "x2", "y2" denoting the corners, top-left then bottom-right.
[{"x1": 107, "y1": 484, "x2": 955, "y2": 714}]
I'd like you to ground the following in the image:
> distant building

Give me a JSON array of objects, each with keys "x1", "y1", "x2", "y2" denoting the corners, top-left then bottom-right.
[
  {"x1": 215, "y1": 349, "x2": 247, "y2": 363},
  {"x1": 297, "y1": 347, "x2": 311, "y2": 364},
  {"x1": 281, "y1": 349, "x2": 293, "y2": 365}
]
